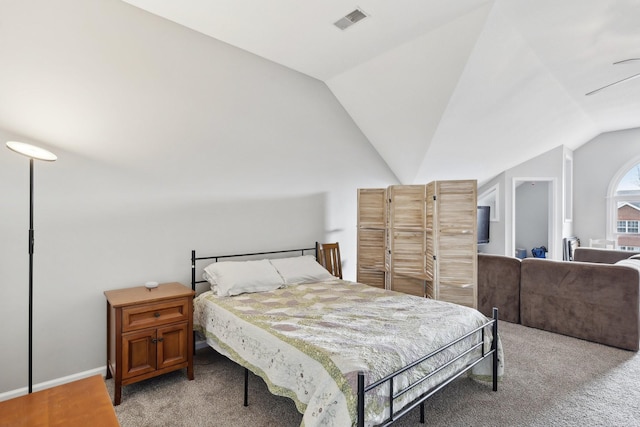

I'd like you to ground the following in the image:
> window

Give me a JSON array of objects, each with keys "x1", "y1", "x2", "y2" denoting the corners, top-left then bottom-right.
[
  {"x1": 618, "y1": 220, "x2": 639, "y2": 233},
  {"x1": 610, "y1": 161, "x2": 640, "y2": 251}
]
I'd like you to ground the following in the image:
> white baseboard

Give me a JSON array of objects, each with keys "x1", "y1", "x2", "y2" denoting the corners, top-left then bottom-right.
[
  {"x1": 2, "y1": 340, "x2": 209, "y2": 402},
  {"x1": 0, "y1": 366, "x2": 107, "y2": 402}
]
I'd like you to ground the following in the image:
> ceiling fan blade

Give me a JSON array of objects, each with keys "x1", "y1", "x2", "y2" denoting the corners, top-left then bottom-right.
[
  {"x1": 613, "y1": 58, "x2": 640, "y2": 65},
  {"x1": 585, "y1": 71, "x2": 640, "y2": 96}
]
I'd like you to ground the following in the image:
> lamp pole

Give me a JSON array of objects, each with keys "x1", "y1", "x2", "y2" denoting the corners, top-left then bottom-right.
[
  {"x1": 6, "y1": 141, "x2": 57, "y2": 394},
  {"x1": 28, "y1": 157, "x2": 34, "y2": 394}
]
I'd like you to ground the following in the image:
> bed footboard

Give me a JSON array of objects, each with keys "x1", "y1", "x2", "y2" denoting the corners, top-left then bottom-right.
[{"x1": 357, "y1": 308, "x2": 499, "y2": 427}]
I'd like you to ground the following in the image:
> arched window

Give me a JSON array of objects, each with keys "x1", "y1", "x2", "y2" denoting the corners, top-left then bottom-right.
[{"x1": 610, "y1": 161, "x2": 640, "y2": 251}]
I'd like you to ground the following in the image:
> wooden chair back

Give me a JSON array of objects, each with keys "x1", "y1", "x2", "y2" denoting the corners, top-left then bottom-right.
[{"x1": 316, "y1": 242, "x2": 342, "y2": 279}]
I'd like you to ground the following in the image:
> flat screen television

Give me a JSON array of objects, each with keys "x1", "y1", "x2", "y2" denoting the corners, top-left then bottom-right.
[{"x1": 477, "y1": 206, "x2": 490, "y2": 245}]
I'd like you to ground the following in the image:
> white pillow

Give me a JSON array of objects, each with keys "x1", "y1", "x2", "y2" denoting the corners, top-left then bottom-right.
[
  {"x1": 203, "y1": 270, "x2": 216, "y2": 285},
  {"x1": 203, "y1": 259, "x2": 284, "y2": 296},
  {"x1": 269, "y1": 255, "x2": 335, "y2": 285}
]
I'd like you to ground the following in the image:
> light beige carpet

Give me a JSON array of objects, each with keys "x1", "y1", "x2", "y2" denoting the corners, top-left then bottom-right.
[{"x1": 106, "y1": 321, "x2": 640, "y2": 426}]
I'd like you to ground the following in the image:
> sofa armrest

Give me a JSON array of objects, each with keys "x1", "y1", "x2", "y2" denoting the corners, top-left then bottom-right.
[
  {"x1": 477, "y1": 254, "x2": 520, "y2": 323},
  {"x1": 520, "y1": 258, "x2": 639, "y2": 351},
  {"x1": 573, "y1": 247, "x2": 640, "y2": 264}
]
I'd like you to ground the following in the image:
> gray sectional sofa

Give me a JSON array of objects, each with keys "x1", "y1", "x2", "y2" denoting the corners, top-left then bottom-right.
[
  {"x1": 478, "y1": 248, "x2": 640, "y2": 351},
  {"x1": 477, "y1": 254, "x2": 521, "y2": 324}
]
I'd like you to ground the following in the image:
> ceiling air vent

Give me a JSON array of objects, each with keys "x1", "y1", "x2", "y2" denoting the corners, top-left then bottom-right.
[{"x1": 334, "y1": 8, "x2": 368, "y2": 31}]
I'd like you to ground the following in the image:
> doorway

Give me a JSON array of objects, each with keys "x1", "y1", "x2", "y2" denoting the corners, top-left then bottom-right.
[{"x1": 512, "y1": 178, "x2": 556, "y2": 259}]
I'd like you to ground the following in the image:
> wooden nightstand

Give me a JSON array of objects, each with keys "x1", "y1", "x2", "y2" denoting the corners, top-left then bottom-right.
[{"x1": 105, "y1": 282, "x2": 195, "y2": 405}]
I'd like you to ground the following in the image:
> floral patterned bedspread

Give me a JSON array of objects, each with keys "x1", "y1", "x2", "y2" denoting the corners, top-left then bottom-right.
[{"x1": 193, "y1": 279, "x2": 503, "y2": 427}]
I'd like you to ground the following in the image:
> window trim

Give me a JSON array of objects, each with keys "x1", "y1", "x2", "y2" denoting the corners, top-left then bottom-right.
[{"x1": 607, "y1": 155, "x2": 640, "y2": 245}]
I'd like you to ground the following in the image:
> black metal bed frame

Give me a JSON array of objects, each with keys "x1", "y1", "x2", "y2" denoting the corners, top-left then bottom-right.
[
  {"x1": 191, "y1": 246, "x2": 317, "y2": 409},
  {"x1": 191, "y1": 246, "x2": 316, "y2": 291},
  {"x1": 357, "y1": 308, "x2": 498, "y2": 426},
  {"x1": 190, "y1": 246, "x2": 499, "y2": 426}
]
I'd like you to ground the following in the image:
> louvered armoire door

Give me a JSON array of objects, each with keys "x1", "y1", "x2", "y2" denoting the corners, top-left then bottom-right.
[
  {"x1": 357, "y1": 188, "x2": 387, "y2": 289},
  {"x1": 425, "y1": 182, "x2": 436, "y2": 299},
  {"x1": 388, "y1": 185, "x2": 428, "y2": 297},
  {"x1": 432, "y1": 180, "x2": 478, "y2": 308}
]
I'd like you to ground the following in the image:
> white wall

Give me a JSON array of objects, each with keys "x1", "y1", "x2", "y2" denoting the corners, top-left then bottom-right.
[
  {"x1": 505, "y1": 146, "x2": 564, "y2": 259},
  {"x1": 0, "y1": 1, "x2": 398, "y2": 394},
  {"x1": 479, "y1": 128, "x2": 640, "y2": 260},
  {"x1": 477, "y1": 174, "x2": 506, "y2": 255},
  {"x1": 573, "y1": 128, "x2": 640, "y2": 242},
  {"x1": 479, "y1": 145, "x2": 565, "y2": 259}
]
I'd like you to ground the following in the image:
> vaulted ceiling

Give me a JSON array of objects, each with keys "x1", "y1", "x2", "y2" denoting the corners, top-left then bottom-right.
[{"x1": 121, "y1": 0, "x2": 640, "y2": 185}]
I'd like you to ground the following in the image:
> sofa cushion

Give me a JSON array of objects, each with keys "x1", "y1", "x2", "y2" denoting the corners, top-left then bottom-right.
[
  {"x1": 573, "y1": 247, "x2": 640, "y2": 264},
  {"x1": 477, "y1": 254, "x2": 520, "y2": 323},
  {"x1": 616, "y1": 258, "x2": 640, "y2": 270},
  {"x1": 520, "y1": 258, "x2": 639, "y2": 351}
]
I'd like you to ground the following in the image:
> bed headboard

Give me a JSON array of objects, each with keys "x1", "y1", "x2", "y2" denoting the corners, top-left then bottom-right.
[{"x1": 191, "y1": 246, "x2": 317, "y2": 292}]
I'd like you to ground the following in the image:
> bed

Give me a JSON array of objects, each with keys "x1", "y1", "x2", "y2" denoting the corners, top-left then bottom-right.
[{"x1": 191, "y1": 247, "x2": 502, "y2": 427}]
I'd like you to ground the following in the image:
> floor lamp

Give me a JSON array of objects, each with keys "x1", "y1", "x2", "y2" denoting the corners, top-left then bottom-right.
[{"x1": 6, "y1": 141, "x2": 57, "y2": 394}]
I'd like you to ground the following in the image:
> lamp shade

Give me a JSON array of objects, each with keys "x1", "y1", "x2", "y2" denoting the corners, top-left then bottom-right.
[{"x1": 6, "y1": 141, "x2": 57, "y2": 162}]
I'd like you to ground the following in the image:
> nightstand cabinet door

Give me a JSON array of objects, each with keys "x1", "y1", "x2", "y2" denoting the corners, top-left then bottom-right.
[
  {"x1": 157, "y1": 323, "x2": 189, "y2": 370},
  {"x1": 122, "y1": 329, "x2": 157, "y2": 379}
]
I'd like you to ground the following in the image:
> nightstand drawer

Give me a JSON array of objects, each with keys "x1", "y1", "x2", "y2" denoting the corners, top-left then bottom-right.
[{"x1": 122, "y1": 298, "x2": 188, "y2": 332}]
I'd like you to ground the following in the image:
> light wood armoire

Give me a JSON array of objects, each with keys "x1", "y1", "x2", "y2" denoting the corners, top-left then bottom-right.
[{"x1": 357, "y1": 180, "x2": 478, "y2": 309}]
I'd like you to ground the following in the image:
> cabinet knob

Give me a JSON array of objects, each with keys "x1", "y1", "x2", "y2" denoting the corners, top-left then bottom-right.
[{"x1": 154, "y1": 312, "x2": 161, "y2": 318}]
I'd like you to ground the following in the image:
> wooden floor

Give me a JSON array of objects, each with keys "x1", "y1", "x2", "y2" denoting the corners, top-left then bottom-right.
[{"x1": 0, "y1": 375, "x2": 119, "y2": 426}]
